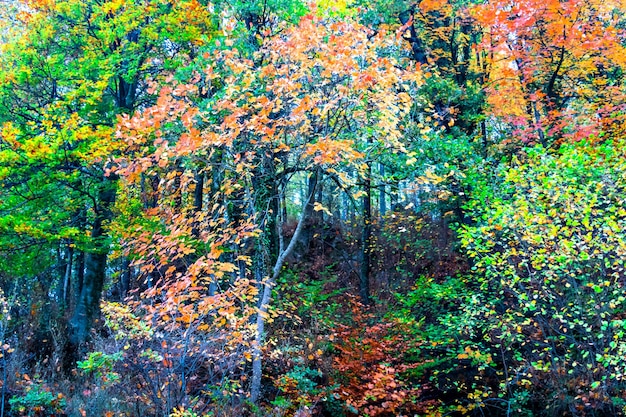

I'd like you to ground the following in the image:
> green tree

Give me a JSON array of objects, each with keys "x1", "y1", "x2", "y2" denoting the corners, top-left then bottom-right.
[{"x1": 0, "y1": 0, "x2": 217, "y2": 347}]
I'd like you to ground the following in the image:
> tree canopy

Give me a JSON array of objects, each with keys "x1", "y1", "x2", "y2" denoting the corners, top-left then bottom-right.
[{"x1": 1, "y1": 0, "x2": 626, "y2": 416}]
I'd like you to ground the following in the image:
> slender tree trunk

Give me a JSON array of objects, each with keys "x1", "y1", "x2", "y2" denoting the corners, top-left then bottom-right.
[
  {"x1": 481, "y1": 120, "x2": 488, "y2": 157},
  {"x1": 71, "y1": 251, "x2": 107, "y2": 344},
  {"x1": 327, "y1": 177, "x2": 339, "y2": 218},
  {"x1": 63, "y1": 245, "x2": 73, "y2": 309},
  {"x1": 172, "y1": 161, "x2": 184, "y2": 211},
  {"x1": 76, "y1": 250, "x2": 85, "y2": 301},
  {"x1": 314, "y1": 175, "x2": 324, "y2": 223},
  {"x1": 531, "y1": 101, "x2": 546, "y2": 146},
  {"x1": 194, "y1": 170, "x2": 204, "y2": 212},
  {"x1": 360, "y1": 161, "x2": 372, "y2": 305},
  {"x1": 75, "y1": 209, "x2": 86, "y2": 300},
  {"x1": 390, "y1": 179, "x2": 399, "y2": 212},
  {"x1": 70, "y1": 177, "x2": 117, "y2": 345},
  {"x1": 250, "y1": 169, "x2": 319, "y2": 403},
  {"x1": 295, "y1": 170, "x2": 320, "y2": 258},
  {"x1": 56, "y1": 245, "x2": 66, "y2": 308},
  {"x1": 120, "y1": 257, "x2": 131, "y2": 299},
  {"x1": 278, "y1": 187, "x2": 287, "y2": 254},
  {"x1": 348, "y1": 169, "x2": 356, "y2": 223},
  {"x1": 379, "y1": 163, "x2": 386, "y2": 218},
  {"x1": 1, "y1": 346, "x2": 6, "y2": 417},
  {"x1": 189, "y1": 168, "x2": 207, "y2": 287}
]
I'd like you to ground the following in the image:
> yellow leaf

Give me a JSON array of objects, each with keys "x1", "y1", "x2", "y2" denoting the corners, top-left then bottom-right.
[{"x1": 313, "y1": 202, "x2": 332, "y2": 216}]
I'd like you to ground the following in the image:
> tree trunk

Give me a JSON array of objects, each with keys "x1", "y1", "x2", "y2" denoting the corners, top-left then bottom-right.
[
  {"x1": 293, "y1": 170, "x2": 320, "y2": 260},
  {"x1": 75, "y1": 209, "x2": 86, "y2": 300},
  {"x1": 120, "y1": 257, "x2": 131, "y2": 300},
  {"x1": 379, "y1": 163, "x2": 386, "y2": 218},
  {"x1": 531, "y1": 100, "x2": 546, "y2": 146},
  {"x1": 76, "y1": 250, "x2": 85, "y2": 300},
  {"x1": 390, "y1": 179, "x2": 399, "y2": 212},
  {"x1": 62, "y1": 245, "x2": 73, "y2": 309},
  {"x1": 70, "y1": 177, "x2": 117, "y2": 345},
  {"x1": 360, "y1": 161, "x2": 372, "y2": 305},
  {"x1": 56, "y1": 245, "x2": 66, "y2": 309},
  {"x1": 70, "y1": 250, "x2": 107, "y2": 345},
  {"x1": 250, "y1": 169, "x2": 319, "y2": 403}
]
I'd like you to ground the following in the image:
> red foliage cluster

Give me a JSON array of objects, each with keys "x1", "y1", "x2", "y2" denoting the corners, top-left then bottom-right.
[{"x1": 331, "y1": 296, "x2": 439, "y2": 416}]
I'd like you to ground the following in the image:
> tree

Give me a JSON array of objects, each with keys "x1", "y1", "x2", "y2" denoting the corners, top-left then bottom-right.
[
  {"x1": 112, "y1": 11, "x2": 419, "y2": 403},
  {"x1": 0, "y1": 0, "x2": 217, "y2": 348},
  {"x1": 472, "y1": 0, "x2": 626, "y2": 146}
]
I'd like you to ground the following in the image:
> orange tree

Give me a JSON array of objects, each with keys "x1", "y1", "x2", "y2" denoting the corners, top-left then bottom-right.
[
  {"x1": 472, "y1": 0, "x2": 626, "y2": 147},
  {"x1": 111, "y1": 10, "x2": 420, "y2": 408}
]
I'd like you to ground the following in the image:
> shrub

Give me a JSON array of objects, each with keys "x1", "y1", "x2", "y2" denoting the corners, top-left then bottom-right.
[
  {"x1": 9, "y1": 383, "x2": 66, "y2": 416},
  {"x1": 458, "y1": 140, "x2": 626, "y2": 415}
]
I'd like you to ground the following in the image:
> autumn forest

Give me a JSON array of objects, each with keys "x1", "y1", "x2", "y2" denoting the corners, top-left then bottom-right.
[{"x1": 0, "y1": 0, "x2": 625, "y2": 415}]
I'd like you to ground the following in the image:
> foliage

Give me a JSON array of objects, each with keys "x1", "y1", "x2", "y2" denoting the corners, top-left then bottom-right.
[
  {"x1": 0, "y1": 0, "x2": 222, "y2": 347},
  {"x1": 331, "y1": 296, "x2": 439, "y2": 416},
  {"x1": 459, "y1": 140, "x2": 626, "y2": 414},
  {"x1": 77, "y1": 351, "x2": 122, "y2": 385},
  {"x1": 101, "y1": 295, "x2": 255, "y2": 415},
  {"x1": 9, "y1": 383, "x2": 66, "y2": 416},
  {"x1": 170, "y1": 407, "x2": 202, "y2": 417},
  {"x1": 472, "y1": 0, "x2": 626, "y2": 146},
  {"x1": 376, "y1": 273, "x2": 500, "y2": 415},
  {"x1": 1, "y1": 0, "x2": 626, "y2": 416},
  {"x1": 273, "y1": 366, "x2": 325, "y2": 411},
  {"x1": 273, "y1": 266, "x2": 345, "y2": 330}
]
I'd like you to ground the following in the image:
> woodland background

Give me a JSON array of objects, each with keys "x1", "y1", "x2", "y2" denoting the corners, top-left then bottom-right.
[{"x1": 1, "y1": 0, "x2": 626, "y2": 415}]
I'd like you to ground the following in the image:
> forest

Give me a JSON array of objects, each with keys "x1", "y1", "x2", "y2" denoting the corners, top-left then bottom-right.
[{"x1": 0, "y1": 0, "x2": 625, "y2": 415}]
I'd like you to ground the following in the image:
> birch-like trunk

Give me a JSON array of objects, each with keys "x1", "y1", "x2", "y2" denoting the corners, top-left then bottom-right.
[{"x1": 250, "y1": 170, "x2": 319, "y2": 403}]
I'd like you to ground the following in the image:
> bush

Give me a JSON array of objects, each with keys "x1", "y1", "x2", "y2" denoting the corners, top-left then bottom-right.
[
  {"x1": 77, "y1": 351, "x2": 122, "y2": 384},
  {"x1": 9, "y1": 383, "x2": 66, "y2": 416},
  {"x1": 458, "y1": 140, "x2": 626, "y2": 415}
]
